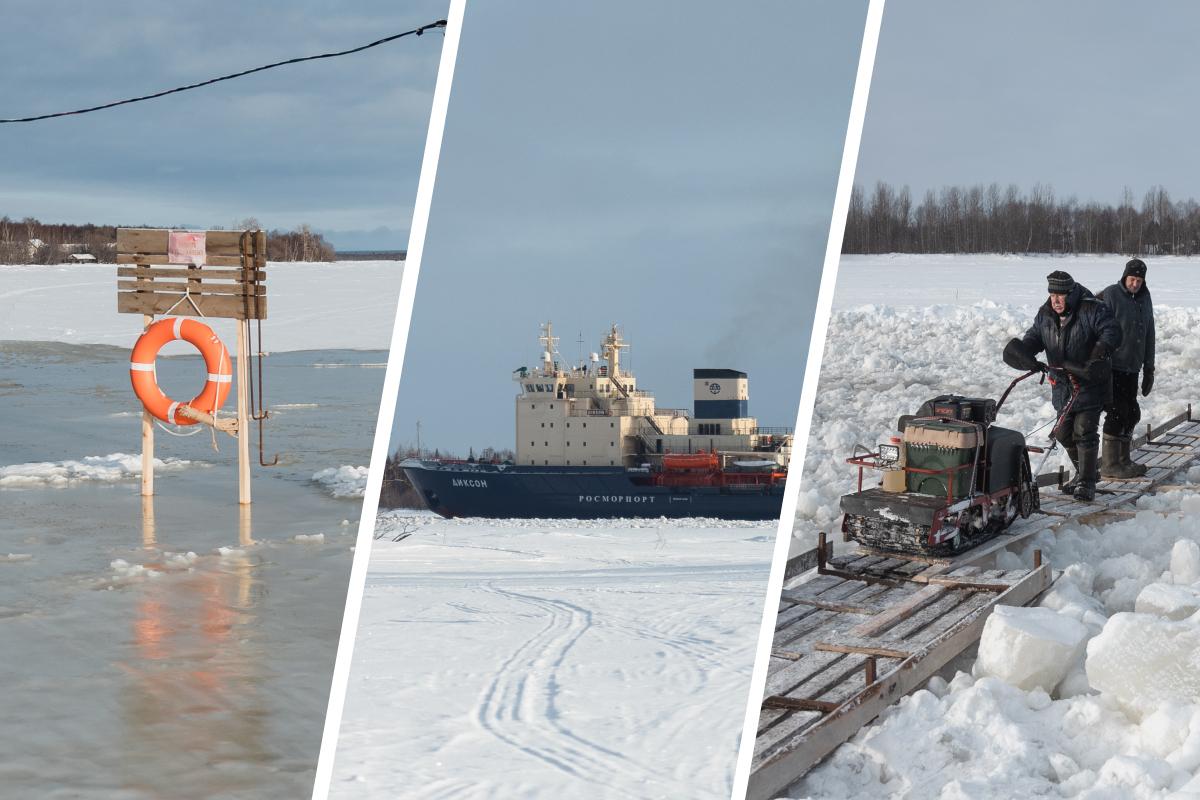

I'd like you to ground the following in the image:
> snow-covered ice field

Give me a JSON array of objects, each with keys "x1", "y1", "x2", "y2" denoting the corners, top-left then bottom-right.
[
  {"x1": 0, "y1": 261, "x2": 401, "y2": 350},
  {"x1": 331, "y1": 514, "x2": 774, "y2": 799},
  {"x1": 787, "y1": 254, "x2": 1200, "y2": 799},
  {"x1": 0, "y1": 263, "x2": 390, "y2": 797}
]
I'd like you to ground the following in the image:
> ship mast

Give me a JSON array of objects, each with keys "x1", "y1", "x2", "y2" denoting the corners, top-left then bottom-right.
[
  {"x1": 539, "y1": 321, "x2": 560, "y2": 376},
  {"x1": 601, "y1": 324, "x2": 628, "y2": 378}
]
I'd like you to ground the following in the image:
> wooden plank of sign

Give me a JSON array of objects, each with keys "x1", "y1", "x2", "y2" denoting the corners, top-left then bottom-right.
[
  {"x1": 117, "y1": 254, "x2": 247, "y2": 268},
  {"x1": 116, "y1": 280, "x2": 266, "y2": 296},
  {"x1": 117, "y1": 228, "x2": 252, "y2": 255},
  {"x1": 116, "y1": 266, "x2": 266, "y2": 281},
  {"x1": 117, "y1": 292, "x2": 267, "y2": 319}
]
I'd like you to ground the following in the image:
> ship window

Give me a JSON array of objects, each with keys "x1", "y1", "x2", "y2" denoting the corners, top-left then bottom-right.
[
  {"x1": 566, "y1": 460, "x2": 570, "y2": 465},
  {"x1": 583, "y1": 422, "x2": 587, "y2": 428},
  {"x1": 550, "y1": 422, "x2": 554, "y2": 428},
  {"x1": 530, "y1": 441, "x2": 535, "y2": 447},
  {"x1": 583, "y1": 460, "x2": 587, "y2": 465},
  {"x1": 545, "y1": 460, "x2": 548, "y2": 465},
  {"x1": 610, "y1": 441, "x2": 614, "y2": 447},
  {"x1": 545, "y1": 441, "x2": 549, "y2": 446},
  {"x1": 583, "y1": 442, "x2": 587, "y2": 447},
  {"x1": 610, "y1": 460, "x2": 614, "y2": 465},
  {"x1": 610, "y1": 422, "x2": 614, "y2": 428},
  {"x1": 525, "y1": 384, "x2": 533, "y2": 392},
  {"x1": 531, "y1": 404, "x2": 535, "y2": 409},
  {"x1": 540, "y1": 422, "x2": 544, "y2": 428},
  {"x1": 550, "y1": 404, "x2": 554, "y2": 409},
  {"x1": 566, "y1": 423, "x2": 570, "y2": 428}
]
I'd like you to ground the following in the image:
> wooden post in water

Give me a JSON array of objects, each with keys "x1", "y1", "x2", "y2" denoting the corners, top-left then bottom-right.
[
  {"x1": 141, "y1": 494, "x2": 157, "y2": 548},
  {"x1": 236, "y1": 319, "x2": 252, "y2": 505},
  {"x1": 141, "y1": 313, "x2": 155, "y2": 497}
]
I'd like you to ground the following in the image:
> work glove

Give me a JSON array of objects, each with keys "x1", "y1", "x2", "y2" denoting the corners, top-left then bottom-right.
[{"x1": 1142, "y1": 369, "x2": 1154, "y2": 397}]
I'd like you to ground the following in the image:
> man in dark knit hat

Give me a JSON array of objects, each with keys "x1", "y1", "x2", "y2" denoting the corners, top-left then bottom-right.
[
  {"x1": 1004, "y1": 270, "x2": 1121, "y2": 501},
  {"x1": 1098, "y1": 258, "x2": 1155, "y2": 479}
]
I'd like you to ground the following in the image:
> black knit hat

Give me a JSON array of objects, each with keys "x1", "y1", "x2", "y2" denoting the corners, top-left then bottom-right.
[
  {"x1": 1046, "y1": 270, "x2": 1076, "y2": 294},
  {"x1": 1123, "y1": 258, "x2": 1147, "y2": 281}
]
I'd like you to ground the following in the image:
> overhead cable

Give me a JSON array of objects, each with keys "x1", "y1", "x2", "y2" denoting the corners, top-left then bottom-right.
[{"x1": 0, "y1": 19, "x2": 447, "y2": 123}]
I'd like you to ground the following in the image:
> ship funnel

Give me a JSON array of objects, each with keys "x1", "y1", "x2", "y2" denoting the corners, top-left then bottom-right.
[{"x1": 693, "y1": 369, "x2": 749, "y2": 420}]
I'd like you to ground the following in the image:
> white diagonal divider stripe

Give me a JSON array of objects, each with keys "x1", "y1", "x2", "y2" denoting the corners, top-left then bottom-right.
[
  {"x1": 730, "y1": 1, "x2": 888, "y2": 798},
  {"x1": 309, "y1": 2, "x2": 467, "y2": 798}
]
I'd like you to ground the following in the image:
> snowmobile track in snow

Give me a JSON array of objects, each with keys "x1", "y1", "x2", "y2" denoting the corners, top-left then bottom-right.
[{"x1": 473, "y1": 586, "x2": 674, "y2": 797}]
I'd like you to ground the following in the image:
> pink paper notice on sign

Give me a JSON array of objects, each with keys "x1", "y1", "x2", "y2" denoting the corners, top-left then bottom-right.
[{"x1": 168, "y1": 231, "x2": 206, "y2": 266}]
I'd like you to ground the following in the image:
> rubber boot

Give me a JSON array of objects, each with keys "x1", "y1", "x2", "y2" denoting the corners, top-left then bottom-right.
[
  {"x1": 1121, "y1": 435, "x2": 1148, "y2": 477},
  {"x1": 1073, "y1": 444, "x2": 1099, "y2": 501},
  {"x1": 1060, "y1": 445, "x2": 1080, "y2": 494},
  {"x1": 1101, "y1": 434, "x2": 1140, "y2": 479}
]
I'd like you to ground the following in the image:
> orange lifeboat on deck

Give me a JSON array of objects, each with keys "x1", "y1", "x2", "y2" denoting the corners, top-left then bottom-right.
[{"x1": 662, "y1": 451, "x2": 719, "y2": 470}]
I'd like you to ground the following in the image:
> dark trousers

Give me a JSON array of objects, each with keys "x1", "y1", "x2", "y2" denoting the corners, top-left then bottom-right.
[
  {"x1": 1055, "y1": 407, "x2": 1101, "y2": 452},
  {"x1": 1103, "y1": 370, "x2": 1141, "y2": 438}
]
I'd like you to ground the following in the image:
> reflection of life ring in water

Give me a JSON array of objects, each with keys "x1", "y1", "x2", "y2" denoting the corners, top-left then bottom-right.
[{"x1": 129, "y1": 317, "x2": 232, "y2": 425}]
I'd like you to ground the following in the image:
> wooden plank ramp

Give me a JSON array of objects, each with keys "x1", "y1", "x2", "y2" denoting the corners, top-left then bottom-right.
[
  {"x1": 750, "y1": 409, "x2": 1198, "y2": 798},
  {"x1": 748, "y1": 535, "x2": 1052, "y2": 800}
]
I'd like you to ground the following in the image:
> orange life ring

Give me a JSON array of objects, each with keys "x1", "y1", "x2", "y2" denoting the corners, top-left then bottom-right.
[{"x1": 129, "y1": 317, "x2": 232, "y2": 425}]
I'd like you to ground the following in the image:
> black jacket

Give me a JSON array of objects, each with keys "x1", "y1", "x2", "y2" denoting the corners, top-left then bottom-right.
[
  {"x1": 1099, "y1": 281, "x2": 1155, "y2": 375},
  {"x1": 1020, "y1": 284, "x2": 1123, "y2": 411}
]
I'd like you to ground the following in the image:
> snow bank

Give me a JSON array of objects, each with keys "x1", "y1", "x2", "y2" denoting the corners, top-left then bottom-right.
[
  {"x1": 976, "y1": 605, "x2": 1089, "y2": 692},
  {"x1": 311, "y1": 465, "x2": 369, "y2": 498},
  {"x1": 1087, "y1": 611, "x2": 1200, "y2": 716},
  {"x1": 0, "y1": 453, "x2": 196, "y2": 487}
]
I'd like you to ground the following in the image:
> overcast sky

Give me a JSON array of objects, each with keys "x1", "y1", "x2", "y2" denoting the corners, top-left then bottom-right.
[
  {"x1": 2, "y1": 0, "x2": 447, "y2": 249},
  {"x1": 393, "y1": 0, "x2": 868, "y2": 454},
  {"x1": 858, "y1": 0, "x2": 1200, "y2": 204}
]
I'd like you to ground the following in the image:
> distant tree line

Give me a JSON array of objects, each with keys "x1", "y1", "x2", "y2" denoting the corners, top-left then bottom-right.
[
  {"x1": 0, "y1": 217, "x2": 117, "y2": 264},
  {"x1": 844, "y1": 183, "x2": 1200, "y2": 256},
  {"x1": 0, "y1": 215, "x2": 336, "y2": 264},
  {"x1": 380, "y1": 444, "x2": 516, "y2": 509}
]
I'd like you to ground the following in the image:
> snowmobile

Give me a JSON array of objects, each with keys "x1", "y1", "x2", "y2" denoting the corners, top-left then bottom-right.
[{"x1": 838, "y1": 374, "x2": 1043, "y2": 557}]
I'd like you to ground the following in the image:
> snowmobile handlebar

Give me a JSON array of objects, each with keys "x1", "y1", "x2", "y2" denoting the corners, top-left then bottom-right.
[{"x1": 995, "y1": 369, "x2": 1041, "y2": 416}]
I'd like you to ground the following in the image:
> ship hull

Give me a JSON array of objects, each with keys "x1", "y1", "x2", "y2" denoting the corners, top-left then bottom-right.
[{"x1": 401, "y1": 460, "x2": 784, "y2": 521}]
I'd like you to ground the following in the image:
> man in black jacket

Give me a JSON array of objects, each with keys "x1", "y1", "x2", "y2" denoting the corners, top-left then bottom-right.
[
  {"x1": 1098, "y1": 258, "x2": 1155, "y2": 479},
  {"x1": 1007, "y1": 271, "x2": 1122, "y2": 501}
]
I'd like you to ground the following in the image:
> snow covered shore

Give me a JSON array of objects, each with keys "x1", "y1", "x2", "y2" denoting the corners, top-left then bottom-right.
[
  {"x1": 332, "y1": 514, "x2": 773, "y2": 798},
  {"x1": 788, "y1": 255, "x2": 1200, "y2": 799},
  {"x1": 0, "y1": 260, "x2": 400, "y2": 350}
]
